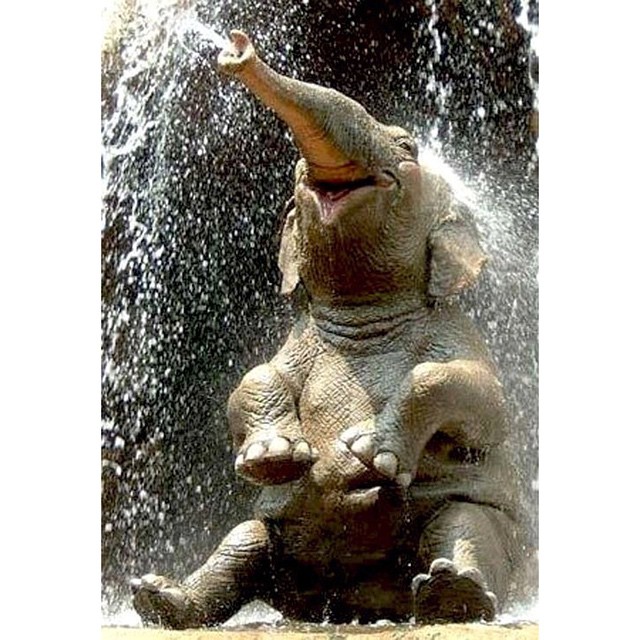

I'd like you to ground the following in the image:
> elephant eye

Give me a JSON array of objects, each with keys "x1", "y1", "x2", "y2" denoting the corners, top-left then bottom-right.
[{"x1": 397, "y1": 137, "x2": 418, "y2": 158}]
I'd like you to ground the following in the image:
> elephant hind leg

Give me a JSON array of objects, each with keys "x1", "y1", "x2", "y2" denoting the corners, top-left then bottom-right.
[
  {"x1": 412, "y1": 502, "x2": 518, "y2": 624},
  {"x1": 132, "y1": 520, "x2": 272, "y2": 628}
]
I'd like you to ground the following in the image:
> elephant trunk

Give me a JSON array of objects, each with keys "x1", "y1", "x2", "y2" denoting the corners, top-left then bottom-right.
[{"x1": 217, "y1": 31, "x2": 392, "y2": 184}]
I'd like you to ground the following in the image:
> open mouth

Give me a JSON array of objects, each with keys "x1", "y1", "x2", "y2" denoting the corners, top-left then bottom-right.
[{"x1": 306, "y1": 172, "x2": 397, "y2": 224}]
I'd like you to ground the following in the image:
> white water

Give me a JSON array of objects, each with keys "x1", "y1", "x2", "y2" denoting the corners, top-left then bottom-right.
[
  {"x1": 103, "y1": 597, "x2": 538, "y2": 628},
  {"x1": 176, "y1": 16, "x2": 229, "y2": 59}
]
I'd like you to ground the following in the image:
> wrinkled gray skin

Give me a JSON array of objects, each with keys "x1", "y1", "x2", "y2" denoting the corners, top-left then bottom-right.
[{"x1": 132, "y1": 31, "x2": 523, "y2": 628}]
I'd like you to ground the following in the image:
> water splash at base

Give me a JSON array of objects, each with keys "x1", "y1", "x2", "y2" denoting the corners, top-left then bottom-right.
[{"x1": 102, "y1": 597, "x2": 538, "y2": 629}]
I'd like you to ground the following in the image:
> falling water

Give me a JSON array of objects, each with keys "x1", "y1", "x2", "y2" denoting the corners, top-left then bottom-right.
[{"x1": 102, "y1": 0, "x2": 538, "y2": 626}]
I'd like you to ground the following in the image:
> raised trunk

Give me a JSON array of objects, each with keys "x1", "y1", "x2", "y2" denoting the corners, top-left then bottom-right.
[{"x1": 217, "y1": 31, "x2": 391, "y2": 183}]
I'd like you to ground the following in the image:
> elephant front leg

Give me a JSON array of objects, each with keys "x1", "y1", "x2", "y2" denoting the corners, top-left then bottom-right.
[
  {"x1": 132, "y1": 520, "x2": 271, "y2": 629},
  {"x1": 340, "y1": 359, "x2": 507, "y2": 485},
  {"x1": 411, "y1": 502, "x2": 518, "y2": 623},
  {"x1": 228, "y1": 363, "x2": 317, "y2": 485}
]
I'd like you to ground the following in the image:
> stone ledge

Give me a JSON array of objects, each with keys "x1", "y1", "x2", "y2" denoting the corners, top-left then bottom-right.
[{"x1": 102, "y1": 624, "x2": 538, "y2": 640}]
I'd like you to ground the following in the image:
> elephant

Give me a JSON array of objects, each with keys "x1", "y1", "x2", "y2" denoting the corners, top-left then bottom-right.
[{"x1": 131, "y1": 30, "x2": 524, "y2": 628}]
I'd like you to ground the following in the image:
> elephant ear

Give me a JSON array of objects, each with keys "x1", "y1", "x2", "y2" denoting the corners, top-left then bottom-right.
[
  {"x1": 278, "y1": 207, "x2": 301, "y2": 295},
  {"x1": 427, "y1": 196, "x2": 487, "y2": 298}
]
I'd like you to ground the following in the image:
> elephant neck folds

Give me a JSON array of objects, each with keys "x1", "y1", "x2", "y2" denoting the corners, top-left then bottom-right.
[{"x1": 309, "y1": 297, "x2": 428, "y2": 343}]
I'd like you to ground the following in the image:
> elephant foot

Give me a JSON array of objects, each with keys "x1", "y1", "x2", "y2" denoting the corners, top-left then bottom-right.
[
  {"x1": 131, "y1": 574, "x2": 202, "y2": 629},
  {"x1": 235, "y1": 434, "x2": 318, "y2": 485},
  {"x1": 411, "y1": 558, "x2": 497, "y2": 624},
  {"x1": 340, "y1": 423, "x2": 411, "y2": 488}
]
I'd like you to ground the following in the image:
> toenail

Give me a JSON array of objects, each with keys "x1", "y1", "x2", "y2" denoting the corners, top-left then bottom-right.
[
  {"x1": 268, "y1": 436, "x2": 291, "y2": 455},
  {"x1": 292, "y1": 440, "x2": 311, "y2": 461},
  {"x1": 373, "y1": 451, "x2": 398, "y2": 477},
  {"x1": 430, "y1": 558, "x2": 456, "y2": 575},
  {"x1": 244, "y1": 442, "x2": 266, "y2": 461}
]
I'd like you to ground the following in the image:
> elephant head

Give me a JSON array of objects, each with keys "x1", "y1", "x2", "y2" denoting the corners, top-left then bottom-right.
[{"x1": 217, "y1": 31, "x2": 486, "y2": 307}]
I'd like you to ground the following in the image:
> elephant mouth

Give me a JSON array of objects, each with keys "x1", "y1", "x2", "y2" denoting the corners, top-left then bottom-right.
[{"x1": 305, "y1": 171, "x2": 397, "y2": 224}]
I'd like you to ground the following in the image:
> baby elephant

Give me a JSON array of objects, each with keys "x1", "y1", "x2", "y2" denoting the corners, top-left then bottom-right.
[{"x1": 132, "y1": 30, "x2": 523, "y2": 628}]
